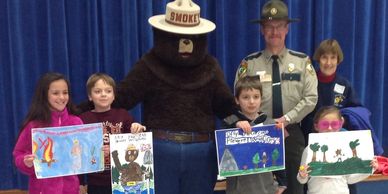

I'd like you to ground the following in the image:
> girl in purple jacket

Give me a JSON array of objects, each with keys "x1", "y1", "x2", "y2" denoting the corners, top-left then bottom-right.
[{"x1": 13, "y1": 72, "x2": 83, "y2": 194}]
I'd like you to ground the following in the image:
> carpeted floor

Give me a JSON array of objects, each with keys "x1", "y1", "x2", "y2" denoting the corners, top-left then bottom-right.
[{"x1": 0, "y1": 190, "x2": 27, "y2": 194}]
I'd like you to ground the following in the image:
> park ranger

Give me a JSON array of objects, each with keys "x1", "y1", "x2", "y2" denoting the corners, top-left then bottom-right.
[{"x1": 234, "y1": 0, "x2": 318, "y2": 194}]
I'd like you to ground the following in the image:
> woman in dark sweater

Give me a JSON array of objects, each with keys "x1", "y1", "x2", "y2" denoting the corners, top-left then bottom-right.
[{"x1": 302, "y1": 39, "x2": 361, "y2": 143}]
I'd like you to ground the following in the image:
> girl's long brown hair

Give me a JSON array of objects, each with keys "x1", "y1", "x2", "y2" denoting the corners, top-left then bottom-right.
[{"x1": 18, "y1": 72, "x2": 79, "y2": 134}]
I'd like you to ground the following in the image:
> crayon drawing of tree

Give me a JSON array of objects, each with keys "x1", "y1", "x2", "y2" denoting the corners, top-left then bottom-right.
[
  {"x1": 349, "y1": 139, "x2": 360, "y2": 158},
  {"x1": 320, "y1": 145, "x2": 328, "y2": 162},
  {"x1": 252, "y1": 153, "x2": 261, "y2": 168},
  {"x1": 272, "y1": 148, "x2": 279, "y2": 166},
  {"x1": 309, "y1": 143, "x2": 320, "y2": 162}
]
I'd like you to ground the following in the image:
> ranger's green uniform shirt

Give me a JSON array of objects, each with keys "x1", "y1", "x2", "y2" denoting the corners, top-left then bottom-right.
[{"x1": 235, "y1": 48, "x2": 318, "y2": 123}]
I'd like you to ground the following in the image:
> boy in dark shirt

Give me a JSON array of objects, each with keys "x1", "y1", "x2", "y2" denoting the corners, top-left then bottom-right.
[
  {"x1": 79, "y1": 73, "x2": 145, "y2": 194},
  {"x1": 222, "y1": 75, "x2": 286, "y2": 194}
]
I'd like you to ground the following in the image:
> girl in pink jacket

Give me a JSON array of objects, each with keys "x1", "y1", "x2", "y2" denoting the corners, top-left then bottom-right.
[{"x1": 13, "y1": 73, "x2": 82, "y2": 194}]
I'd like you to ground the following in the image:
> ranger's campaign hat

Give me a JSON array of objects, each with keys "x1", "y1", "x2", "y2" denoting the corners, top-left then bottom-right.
[
  {"x1": 148, "y1": 0, "x2": 216, "y2": 35},
  {"x1": 251, "y1": 0, "x2": 300, "y2": 24}
]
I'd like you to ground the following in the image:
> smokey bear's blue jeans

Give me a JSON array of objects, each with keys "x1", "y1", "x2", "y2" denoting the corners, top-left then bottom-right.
[{"x1": 153, "y1": 139, "x2": 218, "y2": 194}]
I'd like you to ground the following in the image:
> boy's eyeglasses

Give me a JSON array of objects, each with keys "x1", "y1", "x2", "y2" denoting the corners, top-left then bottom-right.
[{"x1": 316, "y1": 120, "x2": 343, "y2": 130}]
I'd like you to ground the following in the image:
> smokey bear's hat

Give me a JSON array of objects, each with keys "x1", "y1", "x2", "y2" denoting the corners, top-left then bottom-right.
[
  {"x1": 148, "y1": 0, "x2": 216, "y2": 35},
  {"x1": 251, "y1": 0, "x2": 300, "y2": 24}
]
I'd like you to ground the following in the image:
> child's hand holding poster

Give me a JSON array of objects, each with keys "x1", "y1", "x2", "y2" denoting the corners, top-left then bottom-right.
[
  {"x1": 215, "y1": 124, "x2": 285, "y2": 177},
  {"x1": 307, "y1": 130, "x2": 374, "y2": 177},
  {"x1": 31, "y1": 123, "x2": 104, "y2": 179}
]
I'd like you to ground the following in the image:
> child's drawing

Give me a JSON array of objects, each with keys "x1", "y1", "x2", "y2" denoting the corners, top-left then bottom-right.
[
  {"x1": 32, "y1": 123, "x2": 104, "y2": 178},
  {"x1": 307, "y1": 130, "x2": 374, "y2": 176}
]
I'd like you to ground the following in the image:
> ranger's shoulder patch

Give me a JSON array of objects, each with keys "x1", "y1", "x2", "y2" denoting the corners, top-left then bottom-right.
[
  {"x1": 244, "y1": 52, "x2": 262, "y2": 61},
  {"x1": 288, "y1": 50, "x2": 307, "y2": 58},
  {"x1": 237, "y1": 61, "x2": 249, "y2": 78},
  {"x1": 306, "y1": 58, "x2": 315, "y2": 75}
]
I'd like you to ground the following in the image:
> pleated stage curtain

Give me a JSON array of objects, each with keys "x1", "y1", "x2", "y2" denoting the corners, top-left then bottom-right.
[{"x1": 1, "y1": 0, "x2": 387, "y2": 190}]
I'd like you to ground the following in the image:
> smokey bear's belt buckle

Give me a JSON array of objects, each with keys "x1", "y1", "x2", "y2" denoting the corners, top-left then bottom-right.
[
  {"x1": 152, "y1": 130, "x2": 212, "y2": 143},
  {"x1": 170, "y1": 133, "x2": 192, "y2": 143}
]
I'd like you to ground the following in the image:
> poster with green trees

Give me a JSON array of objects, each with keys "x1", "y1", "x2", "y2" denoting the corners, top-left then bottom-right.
[
  {"x1": 215, "y1": 124, "x2": 285, "y2": 177},
  {"x1": 307, "y1": 130, "x2": 374, "y2": 177}
]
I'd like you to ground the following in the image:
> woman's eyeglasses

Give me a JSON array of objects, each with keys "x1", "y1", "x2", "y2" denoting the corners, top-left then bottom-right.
[{"x1": 316, "y1": 120, "x2": 343, "y2": 130}]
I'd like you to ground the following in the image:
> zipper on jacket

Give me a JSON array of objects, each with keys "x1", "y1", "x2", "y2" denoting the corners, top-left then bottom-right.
[{"x1": 58, "y1": 114, "x2": 62, "y2": 126}]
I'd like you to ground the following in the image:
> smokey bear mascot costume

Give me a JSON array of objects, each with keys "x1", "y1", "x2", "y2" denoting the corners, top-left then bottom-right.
[{"x1": 115, "y1": 0, "x2": 246, "y2": 194}]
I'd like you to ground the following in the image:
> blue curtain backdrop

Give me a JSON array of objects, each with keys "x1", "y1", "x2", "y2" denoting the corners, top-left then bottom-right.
[{"x1": 1, "y1": 0, "x2": 387, "y2": 190}]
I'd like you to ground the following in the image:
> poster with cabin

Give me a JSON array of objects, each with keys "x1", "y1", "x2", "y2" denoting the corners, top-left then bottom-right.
[
  {"x1": 307, "y1": 130, "x2": 374, "y2": 177},
  {"x1": 215, "y1": 124, "x2": 285, "y2": 178},
  {"x1": 110, "y1": 132, "x2": 154, "y2": 194},
  {"x1": 31, "y1": 123, "x2": 104, "y2": 179}
]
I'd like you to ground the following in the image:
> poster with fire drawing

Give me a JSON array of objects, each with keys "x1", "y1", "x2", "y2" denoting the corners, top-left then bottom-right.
[
  {"x1": 110, "y1": 132, "x2": 154, "y2": 194},
  {"x1": 215, "y1": 124, "x2": 285, "y2": 178},
  {"x1": 31, "y1": 123, "x2": 104, "y2": 179},
  {"x1": 306, "y1": 130, "x2": 374, "y2": 177}
]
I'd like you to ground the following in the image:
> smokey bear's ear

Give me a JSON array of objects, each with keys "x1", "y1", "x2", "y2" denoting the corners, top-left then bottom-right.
[
  {"x1": 152, "y1": 27, "x2": 179, "y2": 63},
  {"x1": 153, "y1": 28, "x2": 175, "y2": 41},
  {"x1": 152, "y1": 28, "x2": 180, "y2": 53}
]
